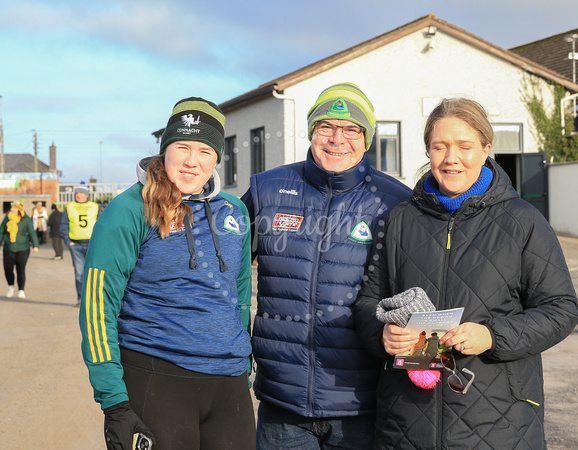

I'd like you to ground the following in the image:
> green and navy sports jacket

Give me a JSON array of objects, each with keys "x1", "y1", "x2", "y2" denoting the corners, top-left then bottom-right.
[{"x1": 79, "y1": 164, "x2": 252, "y2": 410}]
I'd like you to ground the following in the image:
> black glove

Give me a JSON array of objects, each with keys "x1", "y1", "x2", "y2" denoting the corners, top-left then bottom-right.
[{"x1": 103, "y1": 401, "x2": 155, "y2": 450}]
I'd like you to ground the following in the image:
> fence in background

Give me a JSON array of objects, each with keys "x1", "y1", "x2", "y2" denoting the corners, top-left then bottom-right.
[{"x1": 58, "y1": 183, "x2": 133, "y2": 205}]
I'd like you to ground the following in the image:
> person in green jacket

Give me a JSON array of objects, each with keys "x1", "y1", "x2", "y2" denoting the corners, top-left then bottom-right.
[{"x1": 0, "y1": 201, "x2": 39, "y2": 299}]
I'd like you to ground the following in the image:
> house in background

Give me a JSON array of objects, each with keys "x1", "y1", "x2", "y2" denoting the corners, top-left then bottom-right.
[
  {"x1": 509, "y1": 28, "x2": 578, "y2": 236},
  {"x1": 510, "y1": 27, "x2": 578, "y2": 82},
  {"x1": 152, "y1": 14, "x2": 578, "y2": 219},
  {"x1": 0, "y1": 143, "x2": 58, "y2": 214},
  {"x1": 215, "y1": 14, "x2": 577, "y2": 214},
  {"x1": 510, "y1": 27, "x2": 578, "y2": 133}
]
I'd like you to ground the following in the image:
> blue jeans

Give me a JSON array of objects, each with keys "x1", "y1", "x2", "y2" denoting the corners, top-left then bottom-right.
[
  {"x1": 256, "y1": 401, "x2": 375, "y2": 450},
  {"x1": 68, "y1": 240, "x2": 89, "y2": 301}
]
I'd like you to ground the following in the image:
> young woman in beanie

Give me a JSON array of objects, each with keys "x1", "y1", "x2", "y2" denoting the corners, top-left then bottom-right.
[
  {"x1": 79, "y1": 97, "x2": 255, "y2": 449},
  {"x1": 0, "y1": 201, "x2": 39, "y2": 299}
]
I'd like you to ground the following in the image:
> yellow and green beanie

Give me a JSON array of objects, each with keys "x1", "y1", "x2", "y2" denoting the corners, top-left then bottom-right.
[
  {"x1": 11, "y1": 200, "x2": 25, "y2": 216},
  {"x1": 160, "y1": 97, "x2": 226, "y2": 162},
  {"x1": 307, "y1": 82, "x2": 376, "y2": 150}
]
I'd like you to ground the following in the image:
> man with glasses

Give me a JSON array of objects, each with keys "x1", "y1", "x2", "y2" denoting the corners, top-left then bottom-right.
[{"x1": 242, "y1": 82, "x2": 411, "y2": 449}]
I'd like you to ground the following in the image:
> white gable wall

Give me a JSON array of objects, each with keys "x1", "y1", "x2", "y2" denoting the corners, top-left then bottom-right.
[
  {"x1": 219, "y1": 25, "x2": 554, "y2": 197},
  {"x1": 219, "y1": 96, "x2": 285, "y2": 196}
]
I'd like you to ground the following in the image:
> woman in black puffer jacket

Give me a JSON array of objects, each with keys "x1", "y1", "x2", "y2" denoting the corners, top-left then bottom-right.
[{"x1": 355, "y1": 98, "x2": 578, "y2": 449}]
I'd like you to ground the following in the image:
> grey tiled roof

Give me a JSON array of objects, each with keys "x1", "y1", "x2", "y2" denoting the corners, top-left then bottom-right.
[
  {"x1": 2, "y1": 154, "x2": 50, "y2": 173},
  {"x1": 510, "y1": 29, "x2": 578, "y2": 82}
]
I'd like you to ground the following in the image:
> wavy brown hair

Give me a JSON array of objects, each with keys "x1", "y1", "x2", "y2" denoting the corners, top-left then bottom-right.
[{"x1": 142, "y1": 154, "x2": 191, "y2": 238}]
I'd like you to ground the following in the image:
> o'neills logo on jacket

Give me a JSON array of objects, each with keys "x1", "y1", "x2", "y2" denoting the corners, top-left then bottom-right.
[{"x1": 272, "y1": 213, "x2": 303, "y2": 231}]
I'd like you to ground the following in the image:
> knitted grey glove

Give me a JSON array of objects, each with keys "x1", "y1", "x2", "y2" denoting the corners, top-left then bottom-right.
[{"x1": 376, "y1": 287, "x2": 435, "y2": 327}]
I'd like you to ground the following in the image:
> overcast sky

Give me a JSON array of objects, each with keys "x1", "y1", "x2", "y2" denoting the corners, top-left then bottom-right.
[{"x1": 1, "y1": 0, "x2": 577, "y2": 183}]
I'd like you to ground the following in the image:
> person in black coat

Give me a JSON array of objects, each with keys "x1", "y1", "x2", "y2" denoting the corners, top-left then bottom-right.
[
  {"x1": 355, "y1": 98, "x2": 578, "y2": 449},
  {"x1": 47, "y1": 203, "x2": 64, "y2": 260}
]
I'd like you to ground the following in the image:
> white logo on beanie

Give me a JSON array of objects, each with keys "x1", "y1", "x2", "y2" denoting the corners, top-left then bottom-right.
[{"x1": 182, "y1": 114, "x2": 201, "y2": 127}]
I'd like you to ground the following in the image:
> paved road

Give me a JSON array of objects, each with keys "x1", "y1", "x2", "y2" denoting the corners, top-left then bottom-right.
[{"x1": 0, "y1": 235, "x2": 577, "y2": 449}]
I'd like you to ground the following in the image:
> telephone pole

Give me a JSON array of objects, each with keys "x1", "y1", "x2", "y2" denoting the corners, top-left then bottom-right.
[{"x1": 33, "y1": 130, "x2": 38, "y2": 172}]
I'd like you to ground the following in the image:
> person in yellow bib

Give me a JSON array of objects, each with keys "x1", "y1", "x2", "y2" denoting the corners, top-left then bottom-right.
[{"x1": 60, "y1": 182, "x2": 98, "y2": 306}]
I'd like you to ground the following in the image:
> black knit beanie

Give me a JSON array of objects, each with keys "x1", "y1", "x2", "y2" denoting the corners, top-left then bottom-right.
[{"x1": 159, "y1": 97, "x2": 225, "y2": 162}]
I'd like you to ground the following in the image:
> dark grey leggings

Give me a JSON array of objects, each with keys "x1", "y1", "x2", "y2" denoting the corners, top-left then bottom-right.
[
  {"x1": 3, "y1": 249, "x2": 30, "y2": 290},
  {"x1": 121, "y1": 347, "x2": 256, "y2": 450}
]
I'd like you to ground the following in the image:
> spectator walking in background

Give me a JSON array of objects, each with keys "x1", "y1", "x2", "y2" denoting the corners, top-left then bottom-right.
[
  {"x1": 60, "y1": 182, "x2": 98, "y2": 306},
  {"x1": 0, "y1": 200, "x2": 39, "y2": 299},
  {"x1": 242, "y1": 82, "x2": 411, "y2": 449},
  {"x1": 47, "y1": 203, "x2": 64, "y2": 260},
  {"x1": 32, "y1": 202, "x2": 48, "y2": 245}
]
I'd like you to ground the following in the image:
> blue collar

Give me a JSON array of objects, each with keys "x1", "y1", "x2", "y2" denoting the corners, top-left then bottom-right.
[
  {"x1": 304, "y1": 149, "x2": 370, "y2": 192},
  {"x1": 424, "y1": 166, "x2": 493, "y2": 215}
]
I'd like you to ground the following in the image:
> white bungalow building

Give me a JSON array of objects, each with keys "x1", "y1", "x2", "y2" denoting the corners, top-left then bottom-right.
[{"x1": 212, "y1": 14, "x2": 577, "y2": 219}]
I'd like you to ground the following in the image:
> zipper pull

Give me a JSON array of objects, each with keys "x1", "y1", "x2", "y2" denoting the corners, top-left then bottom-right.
[{"x1": 446, "y1": 218, "x2": 454, "y2": 250}]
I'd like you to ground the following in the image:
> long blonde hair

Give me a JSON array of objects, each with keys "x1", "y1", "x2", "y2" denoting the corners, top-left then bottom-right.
[{"x1": 142, "y1": 154, "x2": 191, "y2": 238}]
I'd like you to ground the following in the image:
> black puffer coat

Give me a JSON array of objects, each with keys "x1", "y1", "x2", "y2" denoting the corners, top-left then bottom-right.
[{"x1": 354, "y1": 159, "x2": 578, "y2": 449}]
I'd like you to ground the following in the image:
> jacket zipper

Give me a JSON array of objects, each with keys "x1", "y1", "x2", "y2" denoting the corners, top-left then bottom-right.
[
  {"x1": 441, "y1": 217, "x2": 455, "y2": 309},
  {"x1": 305, "y1": 185, "x2": 333, "y2": 415},
  {"x1": 438, "y1": 215, "x2": 455, "y2": 449}
]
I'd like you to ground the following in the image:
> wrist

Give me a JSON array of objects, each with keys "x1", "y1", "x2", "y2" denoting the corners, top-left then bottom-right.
[{"x1": 103, "y1": 401, "x2": 130, "y2": 415}]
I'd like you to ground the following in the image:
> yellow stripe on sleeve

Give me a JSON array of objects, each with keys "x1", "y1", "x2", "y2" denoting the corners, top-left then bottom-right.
[
  {"x1": 91, "y1": 268, "x2": 105, "y2": 362},
  {"x1": 98, "y1": 269, "x2": 111, "y2": 361},
  {"x1": 85, "y1": 268, "x2": 98, "y2": 363}
]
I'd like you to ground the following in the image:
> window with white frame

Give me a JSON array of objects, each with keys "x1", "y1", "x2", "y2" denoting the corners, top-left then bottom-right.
[
  {"x1": 368, "y1": 122, "x2": 401, "y2": 175},
  {"x1": 492, "y1": 124, "x2": 522, "y2": 153}
]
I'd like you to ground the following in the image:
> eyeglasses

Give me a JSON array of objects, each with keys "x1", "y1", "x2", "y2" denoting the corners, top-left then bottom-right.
[
  {"x1": 440, "y1": 351, "x2": 475, "y2": 394},
  {"x1": 315, "y1": 121, "x2": 365, "y2": 140}
]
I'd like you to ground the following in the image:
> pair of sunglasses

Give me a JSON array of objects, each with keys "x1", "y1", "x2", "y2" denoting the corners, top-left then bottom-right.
[{"x1": 440, "y1": 352, "x2": 475, "y2": 394}]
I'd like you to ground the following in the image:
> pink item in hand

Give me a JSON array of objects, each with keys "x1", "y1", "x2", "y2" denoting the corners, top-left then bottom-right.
[{"x1": 408, "y1": 369, "x2": 441, "y2": 389}]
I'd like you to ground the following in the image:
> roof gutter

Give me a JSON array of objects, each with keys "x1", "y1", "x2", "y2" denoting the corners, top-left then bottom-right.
[{"x1": 219, "y1": 84, "x2": 277, "y2": 113}]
